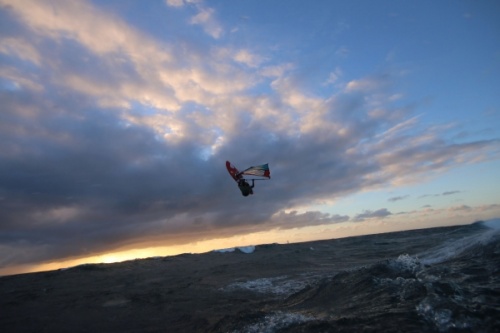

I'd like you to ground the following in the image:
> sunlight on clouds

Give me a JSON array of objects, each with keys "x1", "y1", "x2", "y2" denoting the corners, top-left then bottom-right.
[
  {"x1": 213, "y1": 47, "x2": 267, "y2": 69},
  {"x1": 189, "y1": 6, "x2": 223, "y2": 39},
  {"x1": 2, "y1": 0, "x2": 186, "y2": 113},
  {"x1": 45, "y1": 207, "x2": 81, "y2": 223},
  {"x1": 166, "y1": 0, "x2": 221, "y2": 38},
  {"x1": 234, "y1": 49, "x2": 265, "y2": 68},
  {"x1": 165, "y1": 0, "x2": 185, "y2": 7},
  {"x1": 345, "y1": 77, "x2": 386, "y2": 93},
  {"x1": 4, "y1": 0, "x2": 173, "y2": 61},
  {"x1": 389, "y1": 93, "x2": 404, "y2": 101},
  {"x1": 124, "y1": 113, "x2": 185, "y2": 142},
  {"x1": 159, "y1": 65, "x2": 255, "y2": 107},
  {"x1": 271, "y1": 76, "x2": 323, "y2": 115},
  {"x1": 245, "y1": 97, "x2": 299, "y2": 136},
  {"x1": 63, "y1": 74, "x2": 125, "y2": 106},
  {"x1": 375, "y1": 116, "x2": 421, "y2": 140},
  {"x1": 3, "y1": 1, "x2": 172, "y2": 65},
  {"x1": 260, "y1": 63, "x2": 295, "y2": 78},
  {"x1": 3, "y1": 0, "x2": 271, "y2": 144},
  {"x1": 0, "y1": 37, "x2": 41, "y2": 65},
  {"x1": 63, "y1": 74, "x2": 182, "y2": 111},
  {"x1": 8, "y1": 208, "x2": 83, "y2": 232},
  {"x1": 0, "y1": 67, "x2": 44, "y2": 92},
  {"x1": 198, "y1": 134, "x2": 225, "y2": 160}
]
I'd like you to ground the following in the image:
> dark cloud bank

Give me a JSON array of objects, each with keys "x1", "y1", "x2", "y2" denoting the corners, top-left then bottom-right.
[{"x1": 2, "y1": 81, "x2": 496, "y2": 270}]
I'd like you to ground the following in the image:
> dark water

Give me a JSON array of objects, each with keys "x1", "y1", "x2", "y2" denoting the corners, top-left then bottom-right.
[
  {"x1": 214, "y1": 221, "x2": 500, "y2": 333},
  {"x1": 1, "y1": 221, "x2": 499, "y2": 333}
]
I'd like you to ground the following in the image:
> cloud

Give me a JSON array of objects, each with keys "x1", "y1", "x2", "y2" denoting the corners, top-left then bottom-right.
[
  {"x1": 270, "y1": 211, "x2": 350, "y2": 229},
  {"x1": 353, "y1": 209, "x2": 392, "y2": 222},
  {"x1": 335, "y1": 46, "x2": 349, "y2": 57},
  {"x1": 165, "y1": 0, "x2": 203, "y2": 8},
  {"x1": 233, "y1": 49, "x2": 265, "y2": 68},
  {"x1": 164, "y1": 0, "x2": 222, "y2": 38},
  {"x1": 189, "y1": 5, "x2": 223, "y2": 39},
  {"x1": 0, "y1": 37, "x2": 41, "y2": 65},
  {"x1": 442, "y1": 190, "x2": 461, "y2": 196},
  {"x1": 324, "y1": 67, "x2": 343, "y2": 85},
  {"x1": 418, "y1": 190, "x2": 462, "y2": 198},
  {"x1": 260, "y1": 63, "x2": 295, "y2": 78},
  {"x1": 1, "y1": 0, "x2": 499, "y2": 270},
  {"x1": 382, "y1": 203, "x2": 500, "y2": 229},
  {"x1": 448, "y1": 205, "x2": 472, "y2": 212},
  {"x1": 165, "y1": 0, "x2": 185, "y2": 7},
  {"x1": 345, "y1": 79, "x2": 377, "y2": 93},
  {"x1": 388, "y1": 195, "x2": 409, "y2": 202}
]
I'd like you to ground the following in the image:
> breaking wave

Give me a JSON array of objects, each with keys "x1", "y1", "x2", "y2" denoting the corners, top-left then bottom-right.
[{"x1": 216, "y1": 221, "x2": 500, "y2": 332}]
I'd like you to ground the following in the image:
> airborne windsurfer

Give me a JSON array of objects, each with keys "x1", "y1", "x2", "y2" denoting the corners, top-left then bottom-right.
[
  {"x1": 226, "y1": 161, "x2": 269, "y2": 197},
  {"x1": 237, "y1": 179, "x2": 254, "y2": 197}
]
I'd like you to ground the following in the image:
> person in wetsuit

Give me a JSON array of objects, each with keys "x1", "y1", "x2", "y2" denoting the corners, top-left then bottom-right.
[{"x1": 237, "y1": 179, "x2": 254, "y2": 197}]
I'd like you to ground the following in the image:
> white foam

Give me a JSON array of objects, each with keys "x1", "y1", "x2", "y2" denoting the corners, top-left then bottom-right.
[
  {"x1": 416, "y1": 295, "x2": 477, "y2": 331},
  {"x1": 213, "y1": 248, "x2": 236, "y2": 253},
  {"x1": 238, "y1": 246, "x2": 256, "y2": 254},
  {"x1": 223, "y1": 276, "x2": 308, "y2": 296},
  {"x1": 213, "y1": 246, "x2": 256, "y2": 254},
  {"x1": 419, "y1": 225, "x2": 499, "y2": 265},
  {"x1": 390, "y1": 254, "x2": 421, "y2": 273}
]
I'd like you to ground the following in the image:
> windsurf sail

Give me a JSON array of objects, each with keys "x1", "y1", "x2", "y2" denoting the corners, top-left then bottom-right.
[{"x1": 239, "y1": 163, "x2": 271, "y2": 179}]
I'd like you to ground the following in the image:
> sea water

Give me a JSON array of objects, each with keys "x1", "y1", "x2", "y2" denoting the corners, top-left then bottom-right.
[{"x1": 217, "y1": 220, "x2": 500, "y2": 332}]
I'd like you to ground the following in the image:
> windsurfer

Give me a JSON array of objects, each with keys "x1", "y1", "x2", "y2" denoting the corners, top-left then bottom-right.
[{"x1": 238, "y1": 179, "x2": 254, "y2": 197}]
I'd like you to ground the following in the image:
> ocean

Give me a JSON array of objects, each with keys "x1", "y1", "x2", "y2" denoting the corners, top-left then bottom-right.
[{"x1": 1, "y1": 220, "x2": 499, "y2": 332}]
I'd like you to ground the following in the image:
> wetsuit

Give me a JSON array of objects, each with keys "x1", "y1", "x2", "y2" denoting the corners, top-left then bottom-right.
[{"x1": 238, "y1": 179, "x2": 254, "y2": 196}]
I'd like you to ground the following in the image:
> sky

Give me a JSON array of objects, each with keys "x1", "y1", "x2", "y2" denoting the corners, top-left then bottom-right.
[{"x1": 1, "y1": 0, "x2": 499, "y2": 276}]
